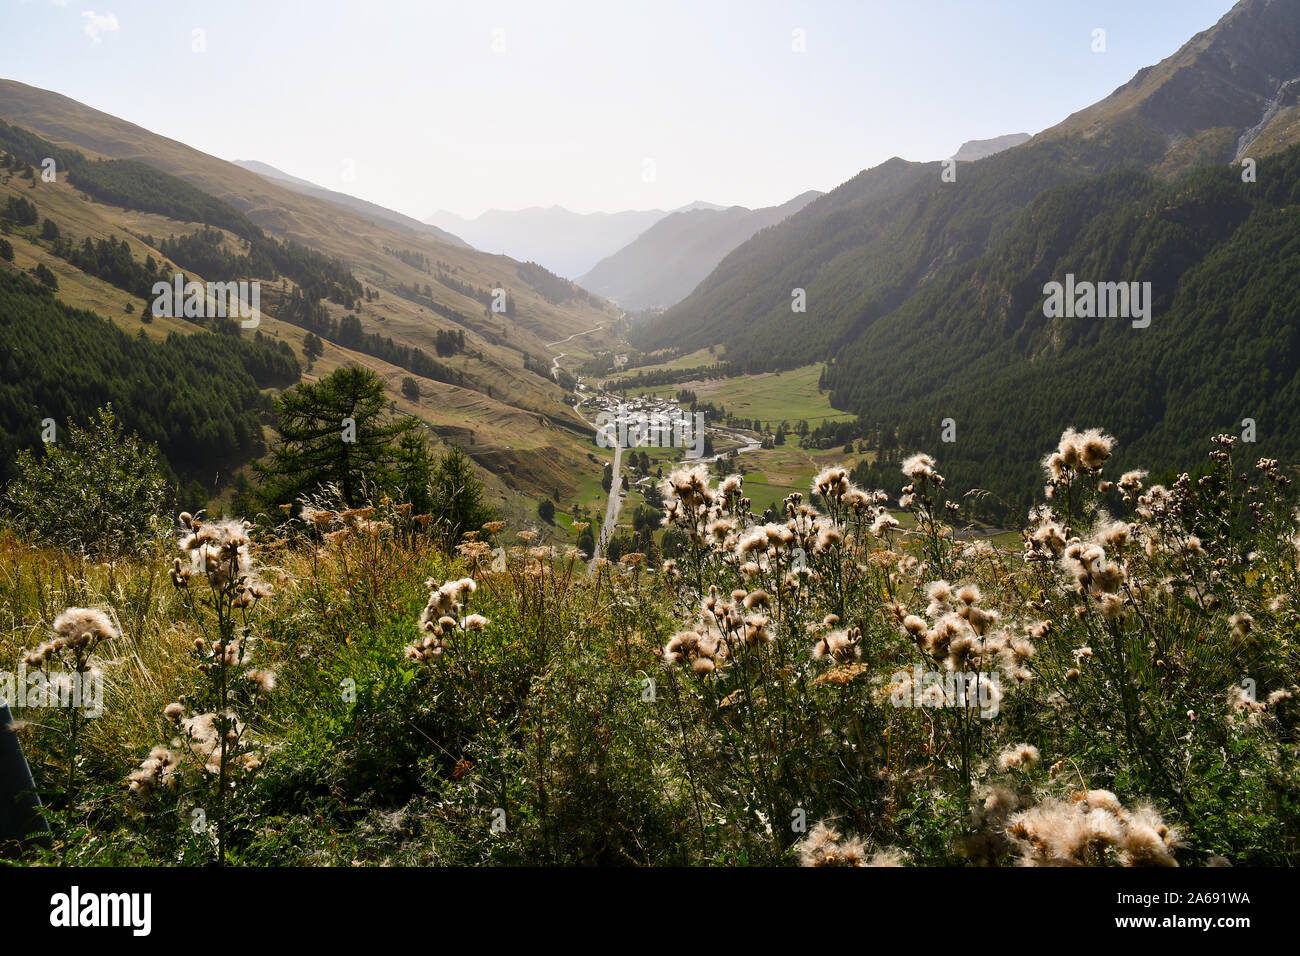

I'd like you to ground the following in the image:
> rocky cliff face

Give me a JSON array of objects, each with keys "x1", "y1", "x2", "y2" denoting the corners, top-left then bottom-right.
[{"x1": 1045, "y1": 0, "x2": 1300, "y2": 165}]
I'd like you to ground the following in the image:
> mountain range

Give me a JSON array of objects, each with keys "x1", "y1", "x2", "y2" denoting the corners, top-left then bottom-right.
[
  {"x1": 0, "y1": 78, "x2": 620, "y2": 521},
  {"x1": 576, "y1": 190, "x2": 823, "y2": 312},
  {"x1": 631, "y1": 0, "x2": 1300, "y2": 517},
  {"x1": 4, "y1": 0, "x2": 1300, "y2": 526},
  {"x1": 575, "y1": 135, "x2": 1030, "y2": 313},
  {"x1": 425, "y1": 202, "x2": 725, "y2": 279}
]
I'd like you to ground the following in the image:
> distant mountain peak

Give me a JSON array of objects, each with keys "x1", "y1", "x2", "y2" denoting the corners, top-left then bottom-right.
[
  {"x1": 949, "y1": 133, "x2": 1031, "y2": 162},
  {"x1": 578, "y1": 189, "x2": 822, "y2": 311},
  {"x1": 422, "y1": 202, "x2": 735, "y2": 278}
]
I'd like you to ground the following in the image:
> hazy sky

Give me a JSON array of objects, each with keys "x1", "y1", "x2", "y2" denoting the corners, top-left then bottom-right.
[{"x1": 4, "y1": 0, "x2": 1238, "y2": 218}]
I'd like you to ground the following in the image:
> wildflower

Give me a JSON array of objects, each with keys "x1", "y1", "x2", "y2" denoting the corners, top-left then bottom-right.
[
  {"x1": 245, "y1": 669, "x2": 276, "y2": 694},
  {"x1": 871, "y1": 512, "x2": 899, "y2": 536},
  {"x1": 812, "y1": 627, "x2": 861, "y2": 663},
  {"x1": 742, "y1": 613, "x2": 773, "y2": 646},
  {"x1": 1028, "y1": 520, "x2": 1067, "y2": 559},
  {"x1": 902, "y1": 615, "x2": 928, "y2": 641},
  {"x1": 983, "y1": 784, "x2": 1021, "y2": 817},
  {"x1": 843, "y1": 487, "x2": 873, "y2": 512},
  {"x1": 812, "y1": 662, "x2": 869, "y2": 686},
  {"x1": 51, "y1": 607, "x2": 118, "y2": 651},
  {"x1": 902, "y1": 453, "x2": 938, "y2": 483},
  {"x1": 795, "y1": 820, "x2": 872, "y2": 867},
  {"x1": 663, "y1": 629, "x2": 726, "y2": 672},
  {"x1": 926, "y1": 580, "x2": 954, "y2": 618},
  {"x1": 812, "y1": 466, "x2": 850, "y2": 499},
  {"x1": 812, "y1": 519, "x2": 843, "y2": 553},
  {"x1": 128, "y1": 745, "x2": 182, "y2": 797},
  {"x1": 1005, "y1": 791, "x2": 1176, "y2": 866},
  {"x1": 179, "y1": 712, "x2": 245, "y2": 774},
  {"x1": 1117, "y1": 470, "x2": 1147, "y2": 497},
  {"x1": 1095, "y1": 592, "x2": 1124, "y2": 619},
  {"x1": 705, "y1": 516, "x2": 737, "y2": 543},
  {"x1": 866, "y1": 848, "x2": 908, "y2": 867},
  {"x1": 1055, "y1": 427, "x2": 1114, "y2": 473},
  {"x1": 1095, "y1": 520, "x2": 1131, "y2": 550},
  {"x1": 997, "y1": 743, "x2": 1041, "y2": 772}
]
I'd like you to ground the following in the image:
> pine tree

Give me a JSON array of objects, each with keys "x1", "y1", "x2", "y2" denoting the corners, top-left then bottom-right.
[
  {"x1": 393, "y1": 429, "x2": 434, "y2": 515},
  {"x1": 428, "y1": 444, "x2": 497, "y2": 546},
  {"x1": 302, "y1": 331, "x2": 324, "y2": 369},
  {"x1": 256, "y1": 366, "x2": 413, "y2": 509}
]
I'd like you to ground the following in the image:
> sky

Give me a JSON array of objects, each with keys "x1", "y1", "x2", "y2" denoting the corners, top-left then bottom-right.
[{"x1": 2, "y1": 0, "x2": 1240, "y2": 219}]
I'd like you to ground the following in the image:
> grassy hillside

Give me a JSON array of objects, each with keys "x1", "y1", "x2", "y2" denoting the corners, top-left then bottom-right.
[{"x1": 0, "y1": 81, "x2": 624, "y2": 516}]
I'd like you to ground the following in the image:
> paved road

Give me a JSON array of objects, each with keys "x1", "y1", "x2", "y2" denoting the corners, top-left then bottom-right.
[{"x1": 590, "y1": 438, "x2": 623, "y2": 567}]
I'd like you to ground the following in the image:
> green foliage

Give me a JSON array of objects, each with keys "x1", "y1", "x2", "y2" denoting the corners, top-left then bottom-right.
[
  {"x1": 4, "y1": 429, "x2": 1299, "y2": 866},
  {"x1": 634, "y1": 120, "x2": 1169, "y2": 372},
  {"x1": 840, "y1": 145, "x2": 1300, "y2": 521},
  {"x1": 515, "y1": 260, "x2": 599, "y2": 307},
  {"x1": 392, "y1": 430, "x2": 434, "y2": 515},
  {"x1": 154, "y1": 225, "x2": 362, "y2": 307},
  {"x1": 4, "y1": 405, "x2": 167, "y2": 556},
  {"x1": 49, "y1": 231, "x2": 161, "y2": 298},
  {"x1": 3, "y1": 195, "x2": 38, "y2": 227},
  {"x1": 256, "y1": 366, "x2": 416, "y2": 509},
  {"x1": 301, "y1": 331, "x2": 323, "y2": 367},
  {"x1": 275, "y1": 283, "x2": 461, "y2": 385},
  {"x1": 30, "y1": 262, "x2": 57, "y2": 290},
  {"x1": 537, "y1": 498, "x2": 555, "y2": 524},
  {"x1": 0, "y1": 268, "x2": 295, "y2": 487},
  {"x1": 70, "y1": 159, "x2": 260, "y2": 239},
  {"x1": 427, "y1": 444, "x2": 497, "y2": 546}
]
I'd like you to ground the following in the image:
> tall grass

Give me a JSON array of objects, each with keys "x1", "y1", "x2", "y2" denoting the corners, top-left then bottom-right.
[{"x1": 1, "y1": 430, "x2": 1297, "y2": 865}]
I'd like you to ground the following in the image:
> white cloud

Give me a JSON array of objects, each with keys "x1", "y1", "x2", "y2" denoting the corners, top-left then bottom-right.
[
  {"x1": 50, "y1": 1, "x2": 70, "y2": 8},
  {"x1": 81, "y1": 10, "x2": 119, "y2": 43}
]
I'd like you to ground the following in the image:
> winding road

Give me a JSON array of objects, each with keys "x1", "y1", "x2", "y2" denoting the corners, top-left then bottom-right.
[{"x1": 546, "y1": 324, "x2": 604, "y2": 381}]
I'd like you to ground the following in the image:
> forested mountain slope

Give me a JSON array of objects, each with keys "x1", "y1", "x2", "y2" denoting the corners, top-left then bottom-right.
[{"x1": 841, "y1": 146, "x2": 1300, "y2": 518}]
